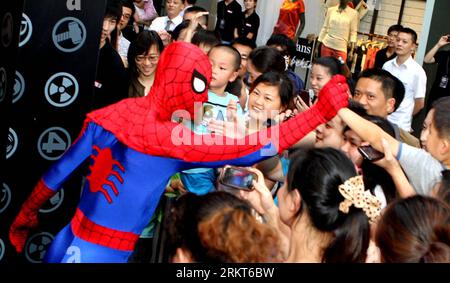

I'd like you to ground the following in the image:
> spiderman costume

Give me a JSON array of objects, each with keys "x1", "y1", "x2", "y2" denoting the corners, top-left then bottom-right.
[{"x1": 9, "y1": 42, "x2": 349, "y2": 263}]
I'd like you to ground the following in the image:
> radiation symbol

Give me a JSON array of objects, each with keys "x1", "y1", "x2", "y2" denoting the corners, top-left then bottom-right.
[
  {"x1": 25, "y1": 232, "x2": 54, "y2": 263},
  {"x1": 44, "y1": 72, "x2": 79, "y2": 107}
]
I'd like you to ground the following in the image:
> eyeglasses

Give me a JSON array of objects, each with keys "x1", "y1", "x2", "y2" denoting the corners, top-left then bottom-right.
[
  {"x1": 136, "y1": 54, "x2": 159, "y2": 63},
  {"x1": 121, "y1": 13, "x2": 131, "y2": 21}
]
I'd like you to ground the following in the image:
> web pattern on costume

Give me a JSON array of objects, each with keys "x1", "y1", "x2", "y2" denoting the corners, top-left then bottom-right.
[{"x1": 89, "y1": 41, "x2": 349, "y2": 163}]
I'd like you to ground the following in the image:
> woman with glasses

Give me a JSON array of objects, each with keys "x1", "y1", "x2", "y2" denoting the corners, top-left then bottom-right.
[{"x1": 127, "y1": 30, "x2": 164, "y2": 97}]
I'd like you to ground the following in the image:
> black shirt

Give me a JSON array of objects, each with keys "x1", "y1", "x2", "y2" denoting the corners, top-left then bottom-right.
[
  {"x1": 427, "y1": 50, "x2": 450, "y2": 108},
  {"x1": 374, "y1": 47, "x2": 396, "y2": 69},
  {"x1": 215, "y1": 0, "x2": 242, "y2": 42},
  {"x1": 93, "y1": 41, "x2": 129, "y2": 110},
  {"x1": 238, "y1": 11, "x2": 260, "y2": 44}
]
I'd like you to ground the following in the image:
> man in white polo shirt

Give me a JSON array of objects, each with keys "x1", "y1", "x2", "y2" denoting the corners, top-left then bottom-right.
[{"x1": 383, "y1": 27, "x2": 427, "y2": 132}]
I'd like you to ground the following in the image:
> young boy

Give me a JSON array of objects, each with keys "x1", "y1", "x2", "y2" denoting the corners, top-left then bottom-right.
[{"x1": 180, "y1": 44, "x2": 243, "y2": 195}]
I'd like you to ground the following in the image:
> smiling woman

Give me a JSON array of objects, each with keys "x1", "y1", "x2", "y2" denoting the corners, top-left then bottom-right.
[{"x1": 127, "y1": 30, "x2": 164, "y2": 97}]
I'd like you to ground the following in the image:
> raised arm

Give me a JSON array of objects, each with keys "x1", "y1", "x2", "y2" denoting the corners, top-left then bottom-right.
[
  {"x1": 373, "y1": 139, "x2": 416, "y2": 198},
  {"x1": 337, "y1": 107, "x2": 400, "y2": 156},
  {"x1": 161, "y1": 75, "x2": 349, "y2": 165},
  {"x1": 424, "y1": 35, "x2": 450, "y2": 64}
]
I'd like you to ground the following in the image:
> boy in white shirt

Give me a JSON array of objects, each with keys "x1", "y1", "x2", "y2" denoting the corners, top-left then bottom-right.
[{"x1": 181, "y1": 44, "x2": 244, "y2": 195}]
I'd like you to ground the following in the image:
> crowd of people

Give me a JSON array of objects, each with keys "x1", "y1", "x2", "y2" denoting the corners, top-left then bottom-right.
[{"x1": 9, "y1": 0, "x2": 450, "y2": 263}]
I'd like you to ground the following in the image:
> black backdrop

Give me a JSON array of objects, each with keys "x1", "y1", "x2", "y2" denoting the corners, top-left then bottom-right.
[
  {"x1": 0, "y1": 0, "x2": 25, "y2": 263},
  {"x1": 0, "y1": 0, "x2": 106, "y2": 263}
]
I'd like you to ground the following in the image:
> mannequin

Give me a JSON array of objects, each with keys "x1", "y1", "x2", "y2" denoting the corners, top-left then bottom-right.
[
  {"x1": 273, "y1": 0, "x2": 305, "y2": 41},
  {"x1": 317, "y1": 0, "x2": 358, "y2": 61}
]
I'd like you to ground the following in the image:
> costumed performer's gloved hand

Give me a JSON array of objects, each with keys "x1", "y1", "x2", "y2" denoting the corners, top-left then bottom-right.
[
  {"x1": 9, "y1": 179, "x2": 55, "y2": 253},
  {"x1": 313, "y1": 74, "x2": 350, "y2": 121}
]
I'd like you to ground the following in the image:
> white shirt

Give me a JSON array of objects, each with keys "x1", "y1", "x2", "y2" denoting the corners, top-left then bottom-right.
[
  {"x1": 383, "y1": 56, "x2": 427, "y2": 132},
  {"x1": 148, "y1": 14, "x2": 183, "y2": 32},
  {"x1": 118, "y1": 33, "x2": 130, "y2": 59}
]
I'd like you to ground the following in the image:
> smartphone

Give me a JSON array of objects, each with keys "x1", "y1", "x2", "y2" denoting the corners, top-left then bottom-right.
[
  {"x1": 447, "y1": 35, "x2": 450, "y2": 42},
  {"x1": 200, "y1": 102, "x2": 227, "y2": 127},
  {"x1": 218, "y1": 165, "x2": 257, "y2": 191},
  {"x1": 358, "y1": 145, "x2": 385, "y2": 162},
  {"x1": 298, "y1": 90, "x2": 310, "y2": 105}
]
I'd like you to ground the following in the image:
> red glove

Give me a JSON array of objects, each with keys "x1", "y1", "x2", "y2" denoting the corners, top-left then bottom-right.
[
  {"x1": 314, "y1": 74, "x2": 350, "y2": 121},
  {"x1": 9, "y1": 179, "x2": 55, "y2": 253},
  {"x1": 276, "y1": 74, "x2": 350, "y2": 153}
]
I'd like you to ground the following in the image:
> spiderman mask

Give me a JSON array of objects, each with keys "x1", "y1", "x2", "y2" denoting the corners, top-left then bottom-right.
[{"x1": 150, "y1": 41, "x2": 211, "y2": 121}]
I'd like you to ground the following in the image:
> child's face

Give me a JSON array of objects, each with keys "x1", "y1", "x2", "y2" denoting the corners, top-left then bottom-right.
[
  {"x1": 208, "y1": 48, "x2": 238, "y2": 90},
  {"x1": 248, "y1": 82, "x2": 282, "y2": 122}
]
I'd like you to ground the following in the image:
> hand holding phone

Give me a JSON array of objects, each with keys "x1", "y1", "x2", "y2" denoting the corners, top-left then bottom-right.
[
  {"x1": 298, "y1": 90, "x2": 311, "y2": 105},
  {"x1": 218, "y1": 166, "x2": 258, "y2": 191},
  {"x1": 358, "y1": 145, "x2": 384, "y2": 162}
]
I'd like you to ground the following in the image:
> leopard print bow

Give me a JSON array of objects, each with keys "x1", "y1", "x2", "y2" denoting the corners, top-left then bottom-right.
[{"x1": 338, "y1": 175, "x2": 382, "y2": 224}]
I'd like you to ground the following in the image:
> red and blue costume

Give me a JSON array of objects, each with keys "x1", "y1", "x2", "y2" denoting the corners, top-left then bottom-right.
[{"x1": 9, "y1": 42, "x2": 349, "y2": 262}]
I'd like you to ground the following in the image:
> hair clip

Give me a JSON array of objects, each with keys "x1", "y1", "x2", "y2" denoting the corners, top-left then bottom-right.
[{"x1": 338, "y1": 175, "x2": 382, "y2": 224}]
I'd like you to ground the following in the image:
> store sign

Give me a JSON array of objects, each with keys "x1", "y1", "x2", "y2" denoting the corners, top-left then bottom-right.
[{"x1": 291, "y1": 37, "x2": 314, "y2": 69}]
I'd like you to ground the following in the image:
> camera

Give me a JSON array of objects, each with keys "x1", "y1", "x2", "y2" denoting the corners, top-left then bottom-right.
[
  {"x1": 358, "y1": 145, "x2": 384, "y2": 162},
  {"x1": 218, "y1": 165, "x2": 257, "y2": 191}
]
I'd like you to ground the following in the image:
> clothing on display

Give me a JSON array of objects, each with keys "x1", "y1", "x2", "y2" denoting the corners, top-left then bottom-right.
[
  {"x1": 273, "y1": 0, "x2": 305, "y2": 40},
  {"x1": 318, "y1": 4, "x2": 359, "y2": 59},
  {"x1": 348, "y1": 33, "x2": 387, "y2": 76}
]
